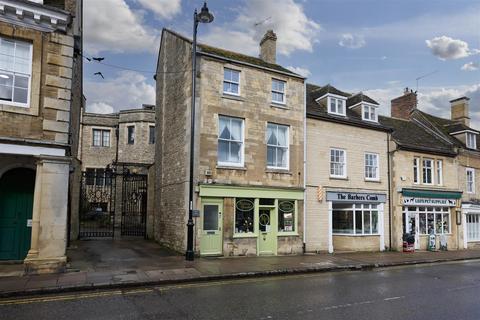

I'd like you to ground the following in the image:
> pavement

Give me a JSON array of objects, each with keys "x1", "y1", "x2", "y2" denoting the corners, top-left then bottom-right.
[
  {"x1": 1, "y1": 239, "x2": 480, "y2": 298},
  {"x1": 3, "y1": 260, "x2": 480, "y2": 319}
]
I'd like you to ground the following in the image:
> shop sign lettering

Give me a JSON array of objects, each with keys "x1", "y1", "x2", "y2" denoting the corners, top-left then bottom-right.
[
  {"x1": 236, "y1": 199, "x2": 254, "y2": 211},
  {"x1": 326, "y1": 192, "x2": 386, "y2": 203},
  {"x1": 279, "y1": 201, "x2": 294, "y2": 212},
  {"x1": 403, "y1": 197, "x2": 456, "y2": 207}
]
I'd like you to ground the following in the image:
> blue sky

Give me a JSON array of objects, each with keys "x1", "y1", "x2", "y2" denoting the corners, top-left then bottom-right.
[{"x1": 84, "y1": 0, "x2": 480, "y2": 125}]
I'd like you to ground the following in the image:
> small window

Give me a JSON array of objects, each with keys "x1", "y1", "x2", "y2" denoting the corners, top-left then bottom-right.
[
  {"x1": 422, "y1": 159, "x2": 433, "y2": 184},
  {"x1": 0, "y1": 37, "x2": 32, "y2": 107},
  {"x1": 218, "y1": 116, "x2": 244, "y2": 166},
  {"x1": 267, "y1": 123, "x2": 289, "y2": 169},
  {"x1": 436, "y1": 160, "x2": 443, "y2": 185},
  {"x1": 149, "y1": 126, "x2": 155, "y2": 144},
  {"x1": 223, "y1": 68, "x2": 240, "y2": 95},
  {"x1": 127, "y1": 126, "x2": 135, "y2": 145},
  {"x1": 413, "y1": 157, "x2": 420, "y2": 184},
  {"x1": 467, "y1": 132, "x2": 477, "y2": 149},
  {"x1": 362, "y1": 104, "x2": 378, "y2": 122},
  {"x1": 467, "y1": 168, "x2": 475, "y2": 194},
  {"x1": 365, "y1": 153, "x2": 379, "y2": 180},
  {"x1": 328, "y1": 97, "x2": 346, "y2": 116},
  {"x1": 271, "y1": 79, "x2": 286, "y2": 104},
  {"x1": 330, "y1": 148, "x2": 346, "y2": 178},
  {"x1": 92, "y1": 129, "x2": 110, "y2": 147},
  {"x1": 85, "y1": 168, "x2": 111, "y2": 187}
]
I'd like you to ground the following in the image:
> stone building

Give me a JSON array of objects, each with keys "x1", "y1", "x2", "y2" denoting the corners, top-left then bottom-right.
[
  {"x1": 155, "y1": 29, "x2": 305, "y2": 256},
  {"x1": 379, "y1": 89, "x2": 463, "y2": 251},
  {"x1": 72, "y1": 105, "x2": 155, "y2": 240},
  {"x1": 305, "y1": 84, "x2": 391, "y2": 253},
  {"x1": 0, "y1": 0, "x2": 82, "y2": 273}
]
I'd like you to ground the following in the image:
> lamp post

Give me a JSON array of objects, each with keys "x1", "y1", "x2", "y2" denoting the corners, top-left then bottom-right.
[{"x1": 186, "y1": 2, "x2": 214, "y2": 261}]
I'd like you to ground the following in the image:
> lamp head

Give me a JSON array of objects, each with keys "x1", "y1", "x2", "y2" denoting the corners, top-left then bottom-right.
[{"x1": 197, "y1": 2, "x2": 214, "y2": 23}]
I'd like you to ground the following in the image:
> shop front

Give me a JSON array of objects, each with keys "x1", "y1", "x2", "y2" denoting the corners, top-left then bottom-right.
[
  {"x1": 401, "y1": 189, "x2": 462, "y2": 250},
  {"x1": 462, "y1": 203, "x2": 480, "y2": 249},
  {"x1": 326, "y1": 191, "x2": 387, "y2": 253},
  {"x1": 198, "y1": 185, "x2": 304, "y2": 257}
]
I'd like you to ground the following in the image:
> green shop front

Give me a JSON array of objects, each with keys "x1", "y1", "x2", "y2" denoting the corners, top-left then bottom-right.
[
  {"x1": 197, "y1": 185, "x2": 304, "y2": 256},
  {"x1": 401, "y1": 188, "x2": 462, "y2": 250}
]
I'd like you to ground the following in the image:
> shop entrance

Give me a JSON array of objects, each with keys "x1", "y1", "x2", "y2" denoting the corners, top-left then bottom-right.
[
  {"x1": 405, "y1": 210, "x2": 420, "y2": 249},
  {"x1": 0, "y1": 168, "x2": 35, "y2": 260},
  {"x1": 200, "y1": 199, "x2": 223, "y2": 256},
  {"x1": 258, "y1": 207, "x2": 277, "y2": 255}
]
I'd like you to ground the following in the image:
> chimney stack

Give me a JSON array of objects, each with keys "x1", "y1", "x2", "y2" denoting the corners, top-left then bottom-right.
[
  {"x1": 391, "y1": 87, "x2": 417, "y2": 120},
  {"x1": 260, "y1": 30, "x2": 277, "y2": 64},
  {"x1": 450, "y1": 97, "x2": 470, "y2": 126}
]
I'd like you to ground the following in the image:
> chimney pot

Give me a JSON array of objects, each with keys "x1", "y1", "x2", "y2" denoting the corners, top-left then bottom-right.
[
  {"x1": 259, "y1": 30, "x2": 277, "y2": 64},
  {"x1": 391, "y1": 90, "x2": 417, "y2": 120},
  {"x1": 450, "y1": 97, "x2": 470, "y2": 126}
]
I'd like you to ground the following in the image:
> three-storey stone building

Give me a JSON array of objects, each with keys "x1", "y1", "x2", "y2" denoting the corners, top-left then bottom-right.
[{"x1": 155, "y1": 29, "x2": 305, "y2": 256}]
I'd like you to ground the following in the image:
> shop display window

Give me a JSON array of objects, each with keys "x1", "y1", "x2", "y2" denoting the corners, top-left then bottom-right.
[
  {"x1": 278, "y1": 200, "x2": 295, "y2": 232},
  {"x1": 332, "y1": 203, "x2": 379, "y2": 235},
  {"x1": 235, "y1": 198, "x2": 254, "y2": 234}
]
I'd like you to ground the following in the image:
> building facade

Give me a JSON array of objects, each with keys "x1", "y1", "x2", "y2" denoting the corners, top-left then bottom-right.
[
  {"x1": 305, "y1": 84, "x2": 391, "y2": 253},
  {"x1": 0, "y1": 0, "x2": 81, "y2": 273},
  {"x1": 155, "y1": 29, "x2": 305, "y2": 256}
]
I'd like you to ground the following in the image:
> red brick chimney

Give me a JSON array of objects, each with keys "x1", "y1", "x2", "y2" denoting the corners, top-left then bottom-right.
[{"x1": 391, "y1": 87, "x2": 417, "y2": 120}]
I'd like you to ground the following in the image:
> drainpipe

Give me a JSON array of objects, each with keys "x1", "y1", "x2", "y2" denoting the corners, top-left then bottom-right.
[
  {"x1": 387, "y1": 133, "x2": 393, "y2": 250},
  {"x1": 303, "y1": 81, "x2": 307, "y2": 253}
]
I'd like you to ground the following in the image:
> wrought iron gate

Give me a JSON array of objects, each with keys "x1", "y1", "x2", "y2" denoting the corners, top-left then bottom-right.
[
  {"x1": 121, "y1": 174, "x2": 147, "y2": 237},
  {"x1": 79, "y1": 170, "x2": 115, "y2": 238}
]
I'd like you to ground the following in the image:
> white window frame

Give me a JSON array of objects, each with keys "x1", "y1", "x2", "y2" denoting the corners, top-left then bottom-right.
[
  {"x1": 332, "y1": 203, "x2": 380, "y2": 236},
  {"x1": 362, "y1": 104, "x2": 378, "y2": 122},
  {"x1": 466, "y1": 132, "x2": 477, "y2": 150},
  {"x1": 217, "y1": 115, "x2": 245, "y2": 167},
  {"x1": 422, "y1": 158, "x2": 433, "y2": 185},
  {"x1": 92, "y1": 128, "x2": 110, "y2": 147},
  {"x1": 330, "y1": 148, "x2": 347, "y2": 178},
  {"x1": 126, "y1": 125, "x2": 135, "y2": 145},
  {"x1": 223, "y1": 67, "x2": 240, "y2": 96},
  {"x1": 467, "y1": 168, "x2": 475, "y2": 194},
  {"x1": 0, "y1": 37, "x2": 33, "y2": 108},
  {"x1": 327, "y1": 96, "x2": 346, "y2": 116},
  {"x1": 413, "y1": 157, "x2": 420, "y2": 184},
  {"x1": 436, "y1": 160, "x2": 443, "y2": 186},
  {"x1": 266, "y1": 123, "x2": 289, "y2": 170},
  {"x1": 364, "y1": 152, "x2": 379, "y2": 181},
  {"x1": 271, "y1": 78, "x2": 286, "y2": 104}
]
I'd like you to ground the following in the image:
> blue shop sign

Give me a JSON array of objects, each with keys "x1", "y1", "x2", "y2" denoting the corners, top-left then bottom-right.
[{"x1": 326, "y1": 191, "x2": 386, "y2": 203}]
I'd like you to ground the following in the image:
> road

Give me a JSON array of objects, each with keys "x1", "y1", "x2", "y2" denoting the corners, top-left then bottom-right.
[{"x1": 2, "y1": 260, "x2": 480, "y2": 320}]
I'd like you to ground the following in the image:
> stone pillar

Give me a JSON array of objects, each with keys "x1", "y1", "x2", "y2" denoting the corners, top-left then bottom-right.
[{"x1": 24, "y1": 156, "x2": 71, "y2": 274}]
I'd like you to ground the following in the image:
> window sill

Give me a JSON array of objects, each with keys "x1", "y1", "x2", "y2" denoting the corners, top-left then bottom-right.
[
  {"x1": 222, "y1": 94, "x2": 245, "y2": 102},
  {"x1": 330, "y1": 176, "x2": 348, "y2": 181},
  {"x1": 365, "y1": 179, "x2": 381, "y2": 183},
  {"x1": 270, "y1": 102, "x2": 289, "y2": 110},
  {"x1": 266, "y1": 169, "x2": 292, "y2": 175},
  {"x1": 216, "y1": 165, "x2": 247, "y2": 171},
  {"x1": 278, "y1": 232, "x2": 299, "y2": 237},
  {"x1": 333, "y1": 234, "x2": 380, "y2": 237},
  {"x1": 233, "y1": 233, "x2": 257, "y2": 239}
]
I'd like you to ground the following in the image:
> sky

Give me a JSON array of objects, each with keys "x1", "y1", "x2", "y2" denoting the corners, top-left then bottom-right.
[{"x1": 83, "y1": 0, "x2": 480, "y2": 127}]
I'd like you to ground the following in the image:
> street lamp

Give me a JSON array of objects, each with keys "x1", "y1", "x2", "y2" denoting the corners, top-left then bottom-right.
[{"x1": 186, "y1": 2, "x2": 214, "y2": 261}]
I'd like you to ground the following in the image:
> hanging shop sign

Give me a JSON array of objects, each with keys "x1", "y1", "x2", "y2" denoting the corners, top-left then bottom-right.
[
  {"x1": 402, "y1": 197, "x2": 456, "y2": 207},
  {"x1": 326, "y1": 191, "x2": 386, "y2": 203}
]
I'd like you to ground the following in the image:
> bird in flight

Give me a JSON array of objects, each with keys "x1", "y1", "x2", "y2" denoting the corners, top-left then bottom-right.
[
  {"x1": 94, "y1": 72, "x2": 104, "y2": 79},
  {"x1": 92, "y1": 57, "x2": 105, "y2": 62}
]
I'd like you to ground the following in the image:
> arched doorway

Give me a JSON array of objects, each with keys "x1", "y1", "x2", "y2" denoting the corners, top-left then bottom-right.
[{"x1": 0, "y1": 168, "x2": 35, "y2": 260}]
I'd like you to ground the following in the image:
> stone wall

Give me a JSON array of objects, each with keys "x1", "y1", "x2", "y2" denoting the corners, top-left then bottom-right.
[
  {"x1": 457, "y1": 151, "x2": 480, "y2": 202},
  {"x1": 117, "y1": 110, "x2": 155, "y2": 165}
]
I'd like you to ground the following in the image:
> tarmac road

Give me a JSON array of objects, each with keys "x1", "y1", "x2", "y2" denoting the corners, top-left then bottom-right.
[{"x1": 1, "y1": 260, "x2": 480, "y2": 320}]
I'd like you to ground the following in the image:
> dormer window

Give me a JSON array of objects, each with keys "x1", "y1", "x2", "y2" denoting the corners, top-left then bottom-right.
[
  {"x1": 467, "y1": 132, "x2": 477, "y2": 149},
  {"x1": 328, "y1": 97, "x2": 346, "y2": 116},
  {"x1": 362, "y1": 104, "x2": 378, "y2": 122}
]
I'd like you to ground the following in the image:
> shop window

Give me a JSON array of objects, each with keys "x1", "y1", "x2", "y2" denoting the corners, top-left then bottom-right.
[
  {"x1": 332, "y1": 203, "x2": 378, "y2": 235},
  {"x1": 218, "y1": 116, "x2": 244, "y2": 166},
  {"x1": 408, "y1": 207, "x2": 450, "y2": 235},
  {"x1": 278, "y1": 200, "x2": 295, "y2": 232},
  {"x1": 235, "y1": 198, "x2": 254, "y2": 234}
]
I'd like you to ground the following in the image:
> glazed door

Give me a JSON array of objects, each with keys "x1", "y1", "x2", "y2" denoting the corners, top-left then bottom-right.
[
  {"x1": 200, "y1": 199, "x2": 223, "y2": 256},
  {"x1": 258, "y1": 208, "x2": 277, "y2": 255},
  {"x1": 406, "y1": 211, "x2": 420, "y2": 249}
]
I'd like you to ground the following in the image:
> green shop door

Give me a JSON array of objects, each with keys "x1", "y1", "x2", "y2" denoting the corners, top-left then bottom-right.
[
  {"x1": 200, "y1": 199, "x2": 223, "y2": 256},
  {"x1": 258, "y1": 208, "x2": 277, "y2": 255},
  {"x1": 0, "y1": 168, "x2": 35, "y2": 260}
]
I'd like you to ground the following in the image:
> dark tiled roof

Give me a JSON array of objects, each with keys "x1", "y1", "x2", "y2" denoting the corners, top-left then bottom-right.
[
  {"x1": 306, "y1": 83, "x2": 389, "y2": 132},
  {"x1": 378, "y1": 116, "x2": 456, "y2": 155},
  {"x1": 346, "y1": 93, "x2": 379, "y2": 107}
]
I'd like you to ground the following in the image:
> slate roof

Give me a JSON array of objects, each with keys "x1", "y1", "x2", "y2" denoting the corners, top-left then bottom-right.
[
  {"x1": 306, "y1": 83, "x2": 389, "y2": 132},
  {"x1": 378, "y1": 116, "x2": 456, "y2": 156},
  {"x1": 346, "y1": 93, "x2": 379, "y2": 108}
]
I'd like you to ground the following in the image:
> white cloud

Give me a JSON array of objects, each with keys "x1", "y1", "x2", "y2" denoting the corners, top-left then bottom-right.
[
  {"x1": 87, "y1": 102, "x2": 114, "y2": 114},
  {"x1": 461, "y1": 62, "x2": 479, "y2": 71},
  {"x1": 201, "y1": 0, "x2": 320, "y2": 57},
  {"x1": 286, "y1": 66, "x2": 311, "y2": 77},
  {"x1": 136, "y1": 0, "x2": 181, "y2": 20},
  {"x1": 84, "y1": 0, "x2": 160, "y2": 54},
  {"x1": 338, "y1": 33, "x2": 366, "y2": 49},
  {"x1": 425, "y1": 36, "x2": 477, "y2": 60},
  {"x1": 85, "y1": 71, "x2": 155, "y2": 113}
]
